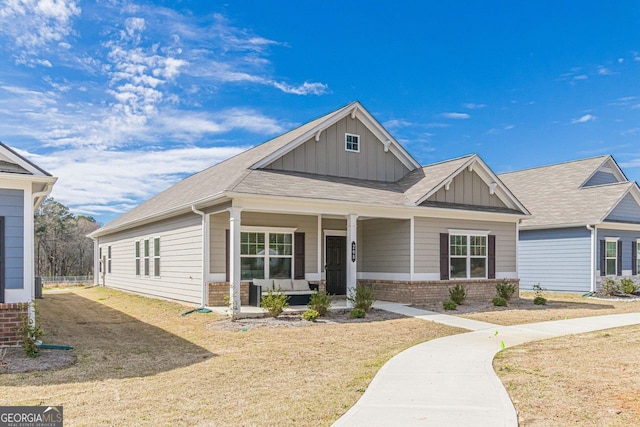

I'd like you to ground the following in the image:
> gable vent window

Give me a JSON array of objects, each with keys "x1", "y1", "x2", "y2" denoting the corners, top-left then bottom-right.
[{"x1": 345, "y1": 133, "x2": 360, "y2": 152}]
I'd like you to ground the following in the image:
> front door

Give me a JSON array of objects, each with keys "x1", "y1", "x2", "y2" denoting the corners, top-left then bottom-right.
[{"x1": 326, "y1": 236, "x2": 346, "y2": 295}]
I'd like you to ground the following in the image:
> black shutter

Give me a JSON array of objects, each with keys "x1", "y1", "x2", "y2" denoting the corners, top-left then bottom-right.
[
  {"x1": 225, "y1": 229, "x2": 230, "y2": 282},
  {"x1": 440, "y1": 233, "x2": 449, "y2": 280},
  {"x1": 617, "y1": 240, "x2": 623, "y2": 276},
  {"x1": 600, "y1": 240, "x2": 606, "y2": 276},
  {"x1": 488, "y1": 234, "x2": 496, "y2": 279},
  {"x1": 294, "y1": 232, "x2": 305, "y2": 279},
  {"x1": 633, "y1": 241, "x2": 638, "y2": 276}
]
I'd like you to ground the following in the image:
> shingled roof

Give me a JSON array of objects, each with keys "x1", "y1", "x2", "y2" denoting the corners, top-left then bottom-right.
[{"x1": 498, "y1": 155, "x2": 639, "y2": 229}]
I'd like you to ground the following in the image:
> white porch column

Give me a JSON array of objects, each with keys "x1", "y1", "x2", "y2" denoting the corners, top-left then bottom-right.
[
  {"x1": 228, "y1": 207, "x2": 242, "y2": 317},
  {"x1": 346, "y1": 214, "x2": 358, "y2": 307}
]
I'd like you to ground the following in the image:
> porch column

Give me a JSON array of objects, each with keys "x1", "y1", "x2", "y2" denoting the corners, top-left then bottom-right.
[
  {"x1": 346, "y1": 214, "x2": 358, "y2": 307},
  {"x1": 228, "y1": 207, "x2": 242, "y2": 317}
]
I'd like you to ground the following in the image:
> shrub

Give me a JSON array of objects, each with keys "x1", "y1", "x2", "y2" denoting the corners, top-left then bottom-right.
[
  {"x1": 492, "y1": 297, "x2": 507, "y2": 307},
  {"x1": 308, "y1": 290, "x2": 332, "y2": 316},
  {"x1": 495, "y1": 281, "x2": 516, "y2": 300},
  {"x1": 347, "y1": 285, "x2": 376, "y2": 312},
  {"x1": 602, "y1": 278, "x2": 620, "y2": 296},
  {"x1": 448, "y1": 284, "x2": 466, "y2": 305},
  {"x1": 18, "y1": 303, "x2": 43, "y2": 358},
  {"x1": 442, "y1": 300, "x2": 457, "y2": 310},
  {"x1": 350, "y1": 308, "x2": 366, "y2": 319},
  {"x1": 620, "y1": 278, "x2": 638, "y2": 294},
  {"x1": 533, "y1": 296, "x2": 547, "y2": 305},
  {"x1": 302, "y1": 309, "x2": 320, "y2": 322},
  {"x1": 260, "y1": 288, "x2": 289, "y2": 317}
]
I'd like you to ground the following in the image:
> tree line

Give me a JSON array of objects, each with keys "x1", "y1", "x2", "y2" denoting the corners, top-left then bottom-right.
[{"x1": 35, "y1": 198, "x2": 100, "y2": 277}]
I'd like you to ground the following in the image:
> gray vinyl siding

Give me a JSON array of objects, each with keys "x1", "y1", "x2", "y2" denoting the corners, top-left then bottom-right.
[
  {"x1": 596, "y1": 228, "x2": 640, "y2": 273},
  {"x1": 605, "y1": 193, "x2": 640, "y2": 223},
  {"x1": 210, "y1": 211, "x2": 319, "y2": 277},
  {"x1": 426, "y1": 169, "x2": 507, "y2": 208},
  {"x1": 584, "y1": 171, "x2": 619, "y2": 187},
  {"x1": 414, "y1": 217, "x2": 516, "y2": 275},
  {"x1": 0, "y1": 189, "x2": 24, "y2": 289},
  {"x1": 360, "y1": 219, "x2": 410, "y2": 273},
  {"x1": 264, "y1": 116, "x2": 410, "y2": 181},
  {"x1": 99, "y1": 213, "x2": 202, "y2": 304},
  {"x1": 518, "y1": 227, "x2": 591, "y2": 292}
]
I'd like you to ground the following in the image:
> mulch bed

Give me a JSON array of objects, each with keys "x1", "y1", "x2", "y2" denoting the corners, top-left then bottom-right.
[{"x1": 1, "y1": 347, "x2": 76, "y2": 374}]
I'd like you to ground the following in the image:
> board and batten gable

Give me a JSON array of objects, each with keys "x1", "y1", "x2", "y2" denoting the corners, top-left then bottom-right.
[
  {"x1": 209, "y1": 211, "x2": 319, "y2": 280},
  {"x1": 605, "y1": 193, "x2": 640, "y2": 223},
  {"x1": 413, "y1": 217, "x2": 516, "y2": 277},
  {"x1": 596, "y1": 228, "x2": 640, "y2": 275},
  {"x1": 424, "y1": 168, "x2": 507, "y2": 208},
  {"x1": 360, "y1": 218, "x2": 410, "y2": 273},
  {"x1": 98, "y1": 213, "x2": 202, "y2": 304},
  {"x1": 518, "y1": 227, "x2": 591, "y2": 292},
  {"x1": 263, "y1": 115, "x2": 410, "y2": 182},
  {"x1": 0, "y1": 189, "x2": 24, "y2": 290}
]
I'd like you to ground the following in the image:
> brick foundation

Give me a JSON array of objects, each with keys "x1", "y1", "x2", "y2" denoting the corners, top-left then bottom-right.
[
  {"x1": 357, "y1": 278, "x2": 520, "y2": 305},
  {"x1": 0, "y1": 303, "x2": 28, "y2": 347},
  {"x1": 207, "y1": 282, "x2": 249, "y2": 306}
]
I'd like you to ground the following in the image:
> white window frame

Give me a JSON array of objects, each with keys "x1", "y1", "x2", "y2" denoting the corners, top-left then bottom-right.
[
  {"x1": 135, "y1": 241, "x2": 141, "y2": 276},
  {"x1": 448, "y1": 230, "x2": 490, "y2": 280},
  {"x1": 107, "y1": 245, "x2": 112, "y2": 274},
  {"x1": 153, "y1": 237, "x2": 161, "y2": 278},
  {"x1": 143, "y1": 239, "x2": 150, "y2": 276},
  {"x1": 240, "y1": 226, "x2": 296, "y2": 280},
  {"x1": 605, "y1": 237, "x2": 619, "y2": 276},
  {"x1": 345, "y1": 133, "x2": 360, "y2": 153}
]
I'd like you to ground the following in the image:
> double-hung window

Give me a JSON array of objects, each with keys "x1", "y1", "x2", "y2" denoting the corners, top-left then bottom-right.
[
  {"x1": 240, "y1": 230, "x2": 293, "y2": 280},
  {"x1": 135, "y1": 241, "x2": 141, "y2": 276},
  {"x1": 450, "y1": 233, "x2": 487, "y2": 279},
  {"x1": 107, "y1": 246, "x2": 112, "y2": 274},
  {"x1": 153, "y1": 237, "x2": 160, "y2": 277},
  {"x1": 144, "y1": 239, "x2": 150, "y2": 276},
  {"x1": 605, "y1": 239, "x2": 618, "y2": 276}
]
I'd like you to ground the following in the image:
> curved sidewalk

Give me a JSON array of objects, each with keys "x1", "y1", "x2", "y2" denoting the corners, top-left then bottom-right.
[{"x1": 333, "y1": 304, "x2": 640, "y2": 427}]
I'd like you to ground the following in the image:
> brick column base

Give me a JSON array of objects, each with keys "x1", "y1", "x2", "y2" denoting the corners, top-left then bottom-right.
[
  {"x1": 207, "y1": 282, "x2": 249, "y2": 306},
  {"x1": 0, "y1": 303, "x2": 28, "y2": 347}
]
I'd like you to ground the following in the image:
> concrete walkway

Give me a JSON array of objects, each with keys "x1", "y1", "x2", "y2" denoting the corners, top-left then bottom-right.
[{"x1": 333, "y1": 305, "x2": 640, "y2": 427}]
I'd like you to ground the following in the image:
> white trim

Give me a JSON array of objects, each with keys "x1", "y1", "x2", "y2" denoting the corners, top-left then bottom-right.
[
  {"x1": 604, "y1": 237, "x2": 619, "y2": 277},
  {"x1": 0, "y1": 144, "x2": 51, "y2": 177},
  {"x1": 305, "y1": 273, "x2": 321, "y2": 281},
  {"x1": 209, "y1": 273, "x2": 226, "y2": 282},
  {"x1": 323, "y1": 229, "x2": 346, "y2": 276},
  {"x1": 411, "y1": 273, "x2": 441, "y2": 281},
  {"x1": 317, "y1": 215, "x2": 322, "y2": 279},
  {"x1": 345, "y1": 133, "x2": 360, "y2": 153},
  {"x1": 241, "y1": 225, "x2": 297, "y2": 233},
  {"x1": 448, "y1": 228, "x2": 490, "y2": 236},
  {"x1": 621, "y1": 270, "x2": 633, "y2": 276},
  {"x1": 240, "y1": 228, "x2": 295, "y2": 280},
  {"x1": 587, "y1": 225, "x2": 596, "y2": 292},
  {"x1": 358, "y1": 272, "x2": 411, "y2": 281},
  {"x1": 346, "y1": 214, "x2": 358, "y2": 306},
  {"x1": 580, "y1": 156, "x2": 627, "y2": 188},
  {"x1": 356, "y1": 272, "x2": 516, "y2": 281},
  {"x1": 324, "y1": 229, "x2": 347, "y2": 237},
  {"x1": 599, "y1": 221, "x2": 640, "y2": 231},
  {"x1": 604, "y1": 237, "x2": 621, "y2": 241},
  {"x1": 496, "y1": 272, "x2": 518, "y2": 279},
  {"x1": 448, "y1": 232, "x2": 489, "y2": 280},
  {"x1": 409, "y1": 217, "x2": 415, "y2": 280}
]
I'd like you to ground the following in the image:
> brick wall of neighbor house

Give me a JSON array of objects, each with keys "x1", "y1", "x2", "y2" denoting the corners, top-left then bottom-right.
[
  {"x1": 0, "y1": 303, "x2": 28, "y2": 347},
  {"x1": 357, "y1": 279, "x2": 520, "y2": 305},
  {"x1": 207, "y1": 282, "x2": 250, "y2": 306}
]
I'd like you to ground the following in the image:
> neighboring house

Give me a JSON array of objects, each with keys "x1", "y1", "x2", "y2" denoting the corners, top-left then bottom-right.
[
  {"x1": 499, "y1": 155, "x2": 640, "y2": 292},
  {"x1": 0, "y1": 142, "x2": 56, "y2": 346},
  {"x1": 89, "y1": 102, "x2": 529, "y2": 315}
]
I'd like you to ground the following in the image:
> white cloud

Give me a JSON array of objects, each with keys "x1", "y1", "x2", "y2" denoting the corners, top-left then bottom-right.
[
  {"x1": 440, "y1": 112, "x2": 470, "y2": 120},
  {"x1": 571, "y1": 114, "x2": 596, "y2": 124},
  {"x1": 597, "y1": 67, "x2": 614, "y2": 76},
  {"x1": 463, "y1": 103, "x2": 486, "y2": 109},
  {"x1": 271, "y1": 81, "x2": 328, "y2": 95},
  {"x1": 574, "y1": 74, "x2": 588, "y2": 80},
  {"x1": 382, "y1": 119, "x2": 412, "y2": 130}
]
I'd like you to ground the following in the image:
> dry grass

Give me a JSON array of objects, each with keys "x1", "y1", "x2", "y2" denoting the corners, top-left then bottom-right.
[
  {"x1": 495, "y1": 324, "x2": 640, "y2": 426},
  {"x1": 0, "y1": 287, "x2": 461, "y2": 426},
  {"x1": 458, "y1": 292, "x2": 640, "y2": 326}
]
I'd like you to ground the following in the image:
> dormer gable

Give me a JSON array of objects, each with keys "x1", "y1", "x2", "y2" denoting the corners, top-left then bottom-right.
[
  {"x1": 581, "y1": 156, "x2": 627, "y2": 188},
  {"x1": 251, "y1": 102, "x2": 420, "y2": 182},
  {"x1": 0, "y1": 141, "x2": 52, "y2": 177}
]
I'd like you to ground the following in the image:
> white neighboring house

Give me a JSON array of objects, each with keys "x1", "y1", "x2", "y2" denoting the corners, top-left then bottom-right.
[
  {"x1": 89, "y1": 102, "x2": 529, "y2": 315},
  {"x1": 0, "y1": 141, "x2": 56, "y2": 346}
]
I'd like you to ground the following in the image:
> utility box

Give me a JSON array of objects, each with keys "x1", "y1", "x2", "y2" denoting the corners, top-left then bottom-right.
[{"x1": 35, "y1": 276, "x2": 43, "y2": 299}]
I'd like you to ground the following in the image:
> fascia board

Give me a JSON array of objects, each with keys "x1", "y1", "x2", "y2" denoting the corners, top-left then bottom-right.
[{"x1": 415, "y1": 155, "x2": 477, "y2": 205}]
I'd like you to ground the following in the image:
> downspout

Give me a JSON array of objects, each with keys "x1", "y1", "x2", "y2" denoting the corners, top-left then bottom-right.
[
  {"x1": 586, "y1": 225, "x2": 596, "y2": 292},
  {"x1": 191, "y1": 205, "x2": 209, "y2": 308}
]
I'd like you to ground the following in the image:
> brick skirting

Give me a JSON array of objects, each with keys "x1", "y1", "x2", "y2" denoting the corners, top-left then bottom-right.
[
  {"x1": 0, "y1": 303, "x2": 28, "y2": 347},
  {"x1": 207, "y1": 282, "x2": 250, "y2": 306},
  {"x1": 357, "y1": 278, "x2": 520, "y2": 305}
]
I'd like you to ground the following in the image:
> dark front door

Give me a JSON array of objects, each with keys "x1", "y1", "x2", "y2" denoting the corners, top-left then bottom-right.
[{"x1": 326, "y1": 236, "x2": 346, "y2": 295}]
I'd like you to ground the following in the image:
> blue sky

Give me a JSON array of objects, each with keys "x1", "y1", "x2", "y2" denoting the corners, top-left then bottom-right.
[{"x1": 2, "y1": 1, "x2": 640, "y2": 225}]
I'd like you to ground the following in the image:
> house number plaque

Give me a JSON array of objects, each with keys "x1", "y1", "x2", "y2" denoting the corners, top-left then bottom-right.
[{"x1": 351, "y1": 241, "x2": 356, "y2": 262}]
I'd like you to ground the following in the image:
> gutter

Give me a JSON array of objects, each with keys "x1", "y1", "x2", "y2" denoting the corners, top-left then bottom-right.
[
  {"x1": 191, "y1": 205, "x2": 210, "y2": 309},
  {"x1": 32, "y1": 182, "x2": 54, "y2": 210}
]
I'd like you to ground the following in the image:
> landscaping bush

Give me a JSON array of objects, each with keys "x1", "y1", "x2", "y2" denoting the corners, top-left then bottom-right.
[
  {"x1": 350, "y1": 308, "x2": 366, "y2": 319},
  {"x1": 260, "y1": 288, "x2": 289, "y2": 317},
  {"x1": 19, "y1": 303, "x2": 42, "y2": 358},
  {"x1": 533, "y1": 296, "x2": 547, "y2": 305},
  {"x1": 347, "y1": 285, "x2": 376, "y2": 311},
  {"x1": 602, "y1": 278, "x2": 620, "y2": 296},
  {"x1": 532, "y1": 283, "x2": 547, "y2": 305},
  {"x1": 448, "y1": 284, "x2": 466, "y2": 305},
  {"x1": 308, "y1": 290, "x2": 332, "y2": 316},
  {"x1": 442, "y1": 300, "x2": 457, "y2": 310},
  {"x1": 492, "y1": 297, "x2": 507, "y2": 307},
  {"x1": 302, "y1": 309, "x2": 319, "y2": 322},
  {"x1": 620, "y1": 278, "x2": 638, "y2": 294},
  {"x1": 495, "y1": 281, "x2": 516, "y2": 300}
]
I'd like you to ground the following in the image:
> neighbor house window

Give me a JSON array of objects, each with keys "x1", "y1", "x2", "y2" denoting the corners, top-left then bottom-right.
[
  {"x1": 153, "y1": 237, "x2": 160, "y2": 277},
  {"x1": 107, "y1": 246, "x2": 112, "y2": 274},
  {"x1": 240, "y1": 231, "x2": 293, "y2": 280},
  {"x1": 135, "y1": 241, "x2": 141, "y2": 276},
  {"x1": 345, "y1": 133, "x2": 360, "y2": 152},
  {"x1": 450, "y1": 234, "x2": 487, "y2": 279},
  {"x1": 605, "y1": 239, "x2": 618, "y2": 276},
  {"x1": 144, "y1": 239, "x2": 150, "y2": 276},
  {"x1": 99, "y1": 247, "x2": 102, "y2": 273}
]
